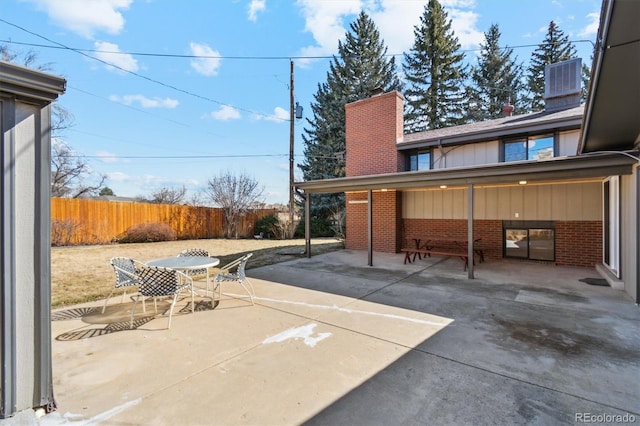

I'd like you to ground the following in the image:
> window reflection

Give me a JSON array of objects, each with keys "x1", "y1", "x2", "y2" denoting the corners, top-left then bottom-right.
[
  {"x1": 409, "y1": 151, "x2": 431, "y2": 171},
  {"x1": 503, "y1": 134, "x2": 554, "y2": 162}
]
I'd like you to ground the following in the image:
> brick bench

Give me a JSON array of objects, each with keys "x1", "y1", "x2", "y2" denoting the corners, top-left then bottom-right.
[{"x1": 401, "y1": 248, "x2": 470, "y2": 270}]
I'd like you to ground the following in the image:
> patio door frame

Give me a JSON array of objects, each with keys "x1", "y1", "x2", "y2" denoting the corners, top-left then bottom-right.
[{"x1": 603, "y1": 176, "x2": 620, "y2": 277}]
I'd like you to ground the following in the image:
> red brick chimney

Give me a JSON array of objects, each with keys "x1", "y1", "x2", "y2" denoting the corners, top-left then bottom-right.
[
  {"x1": 344, "y1": 90, "x2": 404, "y2": 254},
  {"x1": 345, "y1": 90, "x2": 405, "y2": 177},
  {"x1": 502, "y1": 99, "x2": 514, "y2": 117}
]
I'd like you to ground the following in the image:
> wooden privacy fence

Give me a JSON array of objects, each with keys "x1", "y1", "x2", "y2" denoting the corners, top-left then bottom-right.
[{"x1": 51, "y1": 197, "x2": 276, "y2": 246}]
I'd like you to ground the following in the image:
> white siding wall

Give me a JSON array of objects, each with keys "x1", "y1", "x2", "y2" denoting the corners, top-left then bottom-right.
[
  {"x1": 403, "y1": 182, "x2": 602, "y2": 221},
  {"x1": 620, "y1": 168, "x2": 639, "y2": 301},
  {"x1": 432, "y1": 141, "x2": 500, "y2": 169},
  {"x1": 428, "y1": 129, "x2": 580, "y2": 169},
  {"x1": 558, "y1": 130, "x2": 581, "y2": 157},
  {"x1": 14, "y1": 103, "x2": 39, "y2": 411}
]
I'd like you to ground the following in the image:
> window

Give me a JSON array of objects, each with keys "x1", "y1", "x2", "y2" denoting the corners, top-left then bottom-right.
[
  {"x1": 503, "y1": 134, "x2": 555, "y2": 162},
  {"x1": 503, "y1": 221, "x2": 555, "y2": 261},
  {"x1": 408, "y1": 150, "x2": 431, "y2": 171}
]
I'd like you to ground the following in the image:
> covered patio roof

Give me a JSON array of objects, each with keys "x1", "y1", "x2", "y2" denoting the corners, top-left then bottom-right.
[
  {"x1": 295, "y1": 152, "x2": 636, "y2": 278},
  {"x1": 295, "y1": 152, "x2": 636, "y2": 195}
]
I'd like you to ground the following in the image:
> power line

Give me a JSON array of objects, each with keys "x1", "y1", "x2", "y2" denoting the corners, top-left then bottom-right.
[
  {"x1": 0, "y1": 19, "x2": 289, "y2": 122},
  {"x1": 0, "y1": 37, "x2": 596, "y2": 60},
  {"x1": 63, "y1": 153, "x2": 288, "y2": 159}
]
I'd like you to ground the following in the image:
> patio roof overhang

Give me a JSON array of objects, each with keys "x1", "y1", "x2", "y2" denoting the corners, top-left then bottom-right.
[
  {"x1": 579, "y1": 0, "x2": 640, "y2": 153},
  {"x1": 0, "y1": 60, "x2": 66, "y2": 103},
  {"x1": 295, "y1": 153, "x2": 636, "y2": 195}
]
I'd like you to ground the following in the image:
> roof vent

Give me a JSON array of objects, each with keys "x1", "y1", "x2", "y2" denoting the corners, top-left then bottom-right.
[{"x1": 544, "y1": 58, "x2": 582, "y2": 112}]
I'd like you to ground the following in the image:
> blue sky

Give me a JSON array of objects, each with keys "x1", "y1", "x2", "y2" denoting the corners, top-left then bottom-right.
[{"x1": 1, "y1": 0, "x2": 601, "y2": 205}]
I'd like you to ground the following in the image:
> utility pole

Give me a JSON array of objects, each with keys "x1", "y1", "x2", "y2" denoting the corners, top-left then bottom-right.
[{"x1": 289, "y1": 60, "x2": 295, "y2": 238}]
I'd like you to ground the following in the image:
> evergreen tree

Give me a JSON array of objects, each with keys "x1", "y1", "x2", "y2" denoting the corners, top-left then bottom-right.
[
  {"x1": 527, "y1": 21, "x2": 578, "y2": 111},
  {"x1": 467, "y1": 24, "x2": 525, "y2": 121},
  {"x1": 403, "y1": 0, "x2": 467, "y2": 132},
  {"x1": 299, "y1": 11, "x2": 402, "y2": 230}
]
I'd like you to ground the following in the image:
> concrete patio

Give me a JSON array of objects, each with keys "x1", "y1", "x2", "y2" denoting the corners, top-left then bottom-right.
[{"x1": 25, "y1": 250, "x2": 640, "y2": 425}]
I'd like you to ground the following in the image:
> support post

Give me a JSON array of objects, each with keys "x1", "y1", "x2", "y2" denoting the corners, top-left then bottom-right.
[
  {"x1": 305, "y1": 193, "x2": 311, "y2": 258},
  {"x1": 289, "y1": 60, "x2": 295, "y2": 238},
  {"x1": 368, "y1": 189, "x2": 373, "y2": 266},
  {"x1": 467, "y1": 184, "x2": 474, "y2": 279}
]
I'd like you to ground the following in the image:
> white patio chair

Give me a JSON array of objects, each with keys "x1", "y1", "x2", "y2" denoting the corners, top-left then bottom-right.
[
  {"x1": 177, "y1": 248, "x2": 210, "y2": 276},
  {"x1": 213, "y1": 253, "x2": 255, "y2": 305},
  {"x1": 103, "y1": 257, "x2": 145, "y2": 313},
  {"x1": 130, "y1": 265, "x2": 194, "y2": 329}
]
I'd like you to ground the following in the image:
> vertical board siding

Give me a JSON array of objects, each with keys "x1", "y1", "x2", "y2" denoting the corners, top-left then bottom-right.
[
  {"x1": 403, "y1": 182, "x2": 602, "y2": 221},
  {"x1": 51, "y1": 198, "x2": 275, "y2": 245}
]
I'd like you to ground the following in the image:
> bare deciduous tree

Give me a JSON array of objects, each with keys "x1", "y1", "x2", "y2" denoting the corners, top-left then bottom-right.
[
  {"x1": 2, "y1": 44, "x2": 107, "y2": 198},
  {"x1": 205, "y1": 171, "x2": 264, "y2": 238},
  {"x1": 51, "y1": 141, "x2": 106, "y2": 198},
  {"x1": 149, "y1": 186, "x2": 188, "y2": 204}
]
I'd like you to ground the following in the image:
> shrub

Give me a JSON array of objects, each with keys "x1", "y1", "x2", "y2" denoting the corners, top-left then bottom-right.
[
  {"x1": 51, "y1": 219, "x2": 81, "y2": 246},
  {"x1": 117, "y1": 222, "x2": 177, "y2": 243},
  {"x1": 294, "y1": 217, "x2": 334, "y2": 238},
  {"x1": 254, "y1": 214, "x2": 278, "y2": 239}
]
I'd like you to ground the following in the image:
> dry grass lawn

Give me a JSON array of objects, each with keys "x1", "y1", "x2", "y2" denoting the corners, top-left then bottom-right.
[{"x1": 51, "y1": 238, "x2": 342, "y2": 308}]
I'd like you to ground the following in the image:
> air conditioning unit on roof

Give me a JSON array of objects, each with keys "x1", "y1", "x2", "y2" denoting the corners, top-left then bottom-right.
[
  {"x1": 544, "y1": 58, "x2": 582, "y2": 111},
  {"x1": 545, "y1": 58, "x2": 581, "y2": 98}
]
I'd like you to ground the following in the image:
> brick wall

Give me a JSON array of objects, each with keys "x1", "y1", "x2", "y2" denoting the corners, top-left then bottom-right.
[
  {"x1": 346, "y1": 191, "x2": 402, "y2": 252},
  {"x1": 402, "y1": 218, "x2": 602, "y2": 267},
  {"x1": 555, "y1": 221, "x2": 602, "y2": 267},
  {"x1": 402, "y1": 219, "x2": 503, "y2": 260},
  {"x1": 345, "y1": 91, "x2": 405, "y2": 177}
]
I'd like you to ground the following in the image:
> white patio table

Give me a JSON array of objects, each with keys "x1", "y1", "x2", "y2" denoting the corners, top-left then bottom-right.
[{"x1": 146, "y1": 256, "x2": 220, "y2": 300}]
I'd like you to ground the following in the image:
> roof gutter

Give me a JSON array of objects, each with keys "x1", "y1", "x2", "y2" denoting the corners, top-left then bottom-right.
[
  {"x1": 0, "y1": 61, "x2": 66, "y2": 103},
  {"x1": 296, "y1": 153, "x2": 635, "y2": 194},
  {"x1": 578, "y1": 0, "x2": 613, "y2": 153}
]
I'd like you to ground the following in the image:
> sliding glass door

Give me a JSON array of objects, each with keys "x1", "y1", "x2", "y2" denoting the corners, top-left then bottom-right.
[{"x1": 504, "y1": 222, "x2": 555, "y2": 261}]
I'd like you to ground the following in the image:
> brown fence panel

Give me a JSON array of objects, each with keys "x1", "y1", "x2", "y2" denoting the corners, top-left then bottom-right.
[{"x1": 50, "y1": 198, "x2": 276, "y2": 245}]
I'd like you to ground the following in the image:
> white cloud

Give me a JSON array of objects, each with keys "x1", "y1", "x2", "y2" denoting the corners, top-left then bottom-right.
[
  {"x1": 24, "y1": 0, "x2": 132, "y2": 39},
  {"x1": 94, "y1": 41, "x2": 139, "y2": 72},
  {"x1": 446, "y1": 9, "x2": 483, "y2": 50},
  {"x1": 248, "y1": 0, "x2": 266, "y2": 22},
  {"x1": 106, "y1": 171, "x2": 130, "y2": 182},
  {"x1": 95, "y1": 150, "x2": 122, "y2": 163},
  {"x1": 189, "y1": 42, "x2": 222, "y2": 76},
  {"x1": 295, "y1": 0, "x2": 363, "y2": 63},
  {"x1": 254, "y1": 106, "x2": 289, "y2": 122},
  {"x1": 579, "y1": 12, "x2": 600, "y2": 38},
  {"x1": 211, "y1": 105, "x2": 241, "y2": 121},
  {"x1": 295, "y1": 0, "x2": 482, "y2": 65},
  {"x1": 109, "y1": 94, "x2": 179, "y2": 108}
]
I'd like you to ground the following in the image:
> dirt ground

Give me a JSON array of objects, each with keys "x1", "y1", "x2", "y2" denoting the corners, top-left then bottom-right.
[{"x1": 51, "y1": 238, "x2": 342, "y2": 307}]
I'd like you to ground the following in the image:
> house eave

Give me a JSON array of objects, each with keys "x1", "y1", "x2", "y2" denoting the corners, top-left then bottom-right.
[
  {"x1": 399, "y1": 110, "x2": 583, "y2": 151},
  {"x1": 0, "y1": 60, "x2": 66, "y2": 102},
  {"x1": 579, "y1": 0, "x2": 640, "y2": 153},
  {"x1": 296, "y1": 153, "x2": 635, "y2": 194}
]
